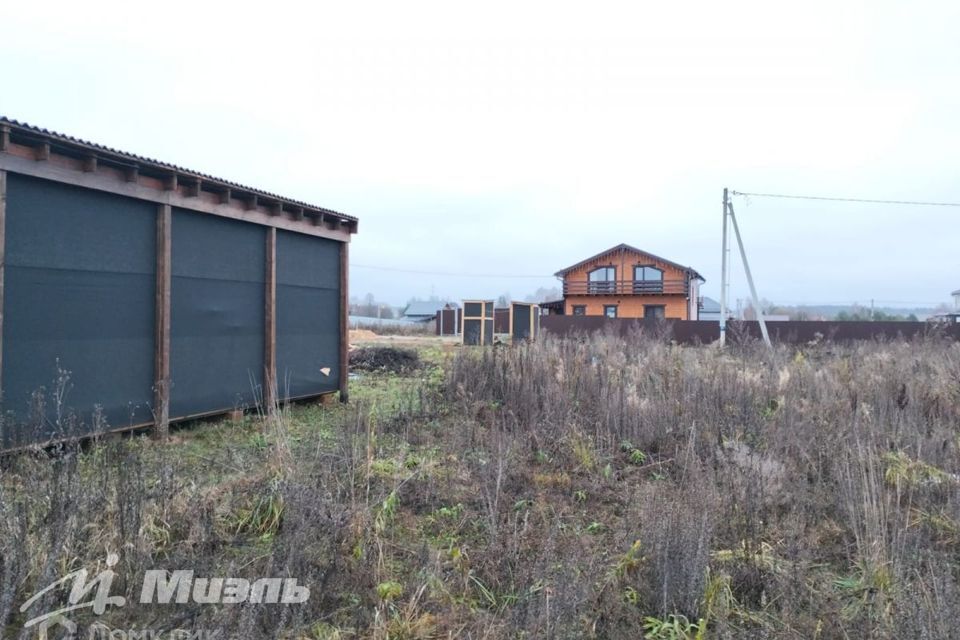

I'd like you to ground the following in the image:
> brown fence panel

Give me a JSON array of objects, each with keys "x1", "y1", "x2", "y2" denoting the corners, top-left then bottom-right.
[
  {"x1": 494, "y1": 308, "x2": 510, "y2": 334},
  {"x1": 436, "y1": 308, "x2": 462, "y2": 335},
  {"x1": 540, "y1": 316, "x2": 960, "y2": 344}
]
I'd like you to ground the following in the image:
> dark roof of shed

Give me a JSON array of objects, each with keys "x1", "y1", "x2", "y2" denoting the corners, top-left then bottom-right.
[
  {"x1": 0, "y1": 115, "x2": 357, "y2": 229},
  {"x1": 554, "y1": 243, "x2": 704, "y2": 281},
  {"x1": 403, "y1": 300, "x2": 453, "y2": 317},
  {"x1": 700, "y1": 296, "x2": 721, "y2": 313}
]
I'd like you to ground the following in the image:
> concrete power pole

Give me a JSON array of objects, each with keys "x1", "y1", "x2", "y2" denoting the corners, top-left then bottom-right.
[
  {"x1": 726, "y1": 196, "x2": 771, "y2": 348},
  {"x1": 720, "y1": 188, "x2": 729, "y2": 346}
]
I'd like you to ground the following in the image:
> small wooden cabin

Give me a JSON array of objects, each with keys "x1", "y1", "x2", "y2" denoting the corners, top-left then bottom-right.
[{"x1": 0, "y1": 117, "x2": 357, "y2": 448}]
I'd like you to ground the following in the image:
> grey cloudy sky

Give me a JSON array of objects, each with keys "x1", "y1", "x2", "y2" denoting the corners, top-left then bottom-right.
[{"x1": 2, "y1": 1, "x2": 958, "y2": 307}]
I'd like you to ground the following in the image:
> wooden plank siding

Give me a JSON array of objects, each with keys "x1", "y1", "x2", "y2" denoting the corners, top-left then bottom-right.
[
  {"x1": 564, "y1": 295, "x2": 690, "y2": 319},
  {"x1": 560, "y1": 247, "x2": 696, "y2": 319}
]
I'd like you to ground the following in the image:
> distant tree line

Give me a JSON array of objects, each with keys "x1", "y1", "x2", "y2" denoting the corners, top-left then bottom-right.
[
  {"x1": 742, "y1": 299, "x2": 922, "y2": 322},
  {"x1": 350, "y1": 293, "x2": 396, "y2": 319},
  {"x1": 835, "y1": 308, "x2": 919, "y2": 322}
]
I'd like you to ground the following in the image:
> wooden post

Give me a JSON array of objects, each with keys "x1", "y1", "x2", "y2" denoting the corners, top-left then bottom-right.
[
  {"x1": 339, "y1": 240, "x2": 349, "y2": 402},
  {"x1": 0, "y1": 171, "x2": 6, "y2": 402},
  {"x1": 153, "y1": 204, "x2": 171, "y2": 438},
  {"x1": 264, "y1": 227, "x2": 277, "y2": 413}
]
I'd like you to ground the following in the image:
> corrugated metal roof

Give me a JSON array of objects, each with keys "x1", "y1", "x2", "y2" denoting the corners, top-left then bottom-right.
[
  {"x1": 403, "y1": 300, "x2": 451, "y2": 317},
  {"x1": 700, "y1": 296, "x2": 721, "y2": 313},
  {"x1": 0, "y1": 115, "x2": 357, "y2": 225}
]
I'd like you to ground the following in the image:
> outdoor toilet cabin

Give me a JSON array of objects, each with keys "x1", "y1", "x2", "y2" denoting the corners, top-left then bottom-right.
[
  {"x1": 509, "y1": 302, "x2": 540, "y2": 342},
  {"x1": 0, "y1": 117, "x2": 358, "y2": 449},
  {"x1": 461, "y1": 300, "x2": 494, "y2": 346}
]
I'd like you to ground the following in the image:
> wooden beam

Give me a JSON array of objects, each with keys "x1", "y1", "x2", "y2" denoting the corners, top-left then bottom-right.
[
  {"x1": 0, "y1": 126, "x2": 9, "y2": 152},
  {"x1": 292, "y1": 207, "x2": 304, "y2": 220},
  {"x1": 153, "y1": 204, "x2": 172, "y2": 439},
  {"x1": 272, "y1": 201, "x2": 283, "y2": 216},
  {"x1": 35, "y1": 142, "x2": 50, "y2": 162},
  {"x1": 247, "y1": 195, "x2": 259, "y2": 211},
  {"x1": 82, "y1": 154, "x2": 98, "y2": 173},
  {"x1": 165, "y1": 173, "x2": 178, "y2": 191},
  {"x1": 0, "y1": 171, "x2": 5, "y2": 401},
  {"x1": 264, "y1": 227, "x2": 277, "y2": 414},
  {"x1": 339, "y1": 240, "x2": 349, "y2": 403},
  {"x1": 220, "y1": 188, "x2": 231, "y2": 204},
  {"x1": 0, "y1": 154, "x2": 352, "y2": 242},
  {"x1": 126, "y1": 164, "x2": 139, "y2": 183},
  {"x1": 187, "y1": 179, "x2": 201, "y2": 197}
]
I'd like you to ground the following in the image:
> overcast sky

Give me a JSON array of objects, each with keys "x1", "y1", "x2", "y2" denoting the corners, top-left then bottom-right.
[{"x1": 2, "y1": 2, "x2": 958, "y2": 307}]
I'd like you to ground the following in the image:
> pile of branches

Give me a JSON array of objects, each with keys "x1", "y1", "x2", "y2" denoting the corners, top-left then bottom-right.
[{"x1": 348, "y1": 346, "x2": 420, "y2": 374}]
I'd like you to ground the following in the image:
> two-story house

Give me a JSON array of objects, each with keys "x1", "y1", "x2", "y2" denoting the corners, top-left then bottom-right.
[{"x1": 553, "y1": 244, "x2": 704, "y2": 320}]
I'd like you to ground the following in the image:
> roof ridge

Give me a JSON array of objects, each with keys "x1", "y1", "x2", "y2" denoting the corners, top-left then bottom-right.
[{"x1": 554, "y1": 243, "x2": 703, "y2": 280}]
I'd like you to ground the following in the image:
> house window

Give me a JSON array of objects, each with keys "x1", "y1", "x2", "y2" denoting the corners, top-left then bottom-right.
[
  {"x1": 604, "y1": 305, "x2": 618, "y2": 318},
  {"x1": 644, "y1": 304, "x2": 666, "y2": 319},
  {"x1": 634, "y1": 265, "x2": 663, "y2": 293},
  {"x1": 588, "y1": 266, "x2": 616, "y2": 294},
  {"x1": 572, "y1": 305, "x2": 587, "y2": 316}
]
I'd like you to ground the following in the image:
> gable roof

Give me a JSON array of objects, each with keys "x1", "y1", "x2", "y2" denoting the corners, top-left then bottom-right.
[{"x1": 554, "y1": 243, "x2": 704, "y2": 281}]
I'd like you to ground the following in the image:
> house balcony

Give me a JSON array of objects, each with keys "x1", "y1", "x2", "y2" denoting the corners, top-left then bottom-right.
[{"x1": 563, "y1": 279, "x2": 689, "y2": 296}]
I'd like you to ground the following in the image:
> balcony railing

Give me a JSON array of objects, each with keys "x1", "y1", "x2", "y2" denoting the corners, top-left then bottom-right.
[{"x1": 563, "y1": 279, "x2": 689, "y2": 296}]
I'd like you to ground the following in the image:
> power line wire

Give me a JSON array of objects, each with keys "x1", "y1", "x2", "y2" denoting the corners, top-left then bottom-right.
[
  {"x1": 351, "y1": 263, "x2": 554, "y2": 279},
  {"x1": 731, "y1": 190, "x2": 960, "y2": 207}
]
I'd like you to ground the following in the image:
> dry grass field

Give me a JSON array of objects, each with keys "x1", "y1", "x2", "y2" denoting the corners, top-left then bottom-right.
[{"x1": 2, "y1": 332, "x2": 959, "y2": 639}]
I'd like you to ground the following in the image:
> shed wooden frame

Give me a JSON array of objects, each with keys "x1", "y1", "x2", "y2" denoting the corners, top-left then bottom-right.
[
  {"x1": 461, "y1": 299, "x2": 495, "y2": 346},
  {"x1": 508, "y1": 302, "x2": 541, "y2": 341},
  {"x1": 0, "y1": 117, "x2": 356, "y2": 448}
]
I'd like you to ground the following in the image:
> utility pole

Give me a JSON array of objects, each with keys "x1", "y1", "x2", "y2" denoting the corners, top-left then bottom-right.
[
  {"x1": 726, "y1": 197, "x2": 771, "y2": 348},
  {"x1": 720, "y1": 188, "x2": 729, "y2": 346}
]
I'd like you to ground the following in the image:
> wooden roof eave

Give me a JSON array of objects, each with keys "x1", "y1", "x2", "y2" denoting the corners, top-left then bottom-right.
[{"x1": 0, "y1": 117, "x2": 358, "y2": 240}]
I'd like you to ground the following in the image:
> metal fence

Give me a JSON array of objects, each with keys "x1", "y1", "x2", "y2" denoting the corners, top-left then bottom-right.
[{"x1": 540, "y1": 316, "x2": 960, "y2": 344}]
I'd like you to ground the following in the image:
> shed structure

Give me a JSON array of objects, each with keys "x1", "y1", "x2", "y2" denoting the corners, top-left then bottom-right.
[
  {"x1": 0, "y1": 117, "x2": 357, "y2": 449},
  {"x1": 461, "y1": 300, "x2": 494, "y2": 346}
]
